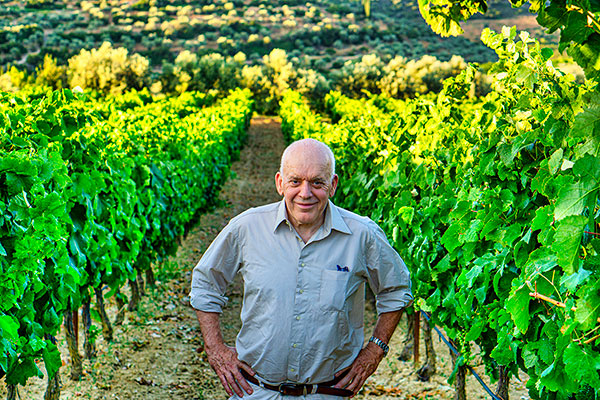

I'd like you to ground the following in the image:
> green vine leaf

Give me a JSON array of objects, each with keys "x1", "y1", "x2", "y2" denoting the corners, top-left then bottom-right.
[
  {"x1": 551, "y1": 215, "x2": 587, "y2": 275},
  {"x1": 562, "y1": 344, "x2": 600, "y2": 390},
  {"x1": 42, "y1": 343, "x2": 61, "y2": 380},
  {"x1": 506, "y1": 285, "x2": 530, "y2": 334},
  {"x1": 554, "y1": 180, "x2": 587, "y2": 221}
]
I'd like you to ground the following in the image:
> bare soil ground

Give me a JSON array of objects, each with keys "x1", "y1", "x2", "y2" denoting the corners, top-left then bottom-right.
[{"x1": 1, "y1": 117, "x2": 530, "y2": 400}]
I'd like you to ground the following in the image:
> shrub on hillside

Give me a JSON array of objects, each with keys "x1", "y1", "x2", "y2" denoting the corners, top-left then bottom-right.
[
  {"x1": 67, "y1": 42, "x2": 149, "y2": 94},
  {"x1": 0, "y1": 66, "x2": 29, "y2": 92},
  {"x1": 377, "y1": 55, "x2": 412, "y2": 97},
  {"x1": 241, "y1": 48, "x2": 329, "y2": 114},
  {"x1": 293, "y1": 67, "x2": 330, "y2": 110},
  {"x1": 334, "y1": 53, "x2": 384, "y2": 97},
  {"x1": 419, "y1": 55, "x2": 467, "y2": 93},
  {"x1": 333, "y1": 53, "x2": 486, "y2": 99},
  {"x1": 160, "y1": 51, "x2": 245, "y2": 94},
  {"x1": 378, "y1": 55, "x2": 447, "y2": 97},
  {"x1": 25, "y1": 0, "x2": 62, "y2": 9},
  {"x1": 35, "y1": 54, "x2": 68, "y2": 90},
  {"x1": 242, "y1": 48, "x2": 293, "y2": 114},
  {"x1": 378, "y1": 54, "x2": 490, "y2": 98}
]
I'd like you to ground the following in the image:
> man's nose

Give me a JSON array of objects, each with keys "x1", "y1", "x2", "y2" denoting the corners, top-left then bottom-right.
[{"x1": 299, "y1": 181, "x2": 312, "y2": 197}]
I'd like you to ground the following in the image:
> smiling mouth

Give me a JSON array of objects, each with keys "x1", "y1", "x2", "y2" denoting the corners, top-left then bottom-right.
[{"x1": 297, "y1": 203, "x2": 316, "y2": 208}]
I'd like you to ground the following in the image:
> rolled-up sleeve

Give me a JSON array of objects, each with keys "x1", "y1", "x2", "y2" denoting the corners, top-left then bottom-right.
[
  {"x1": 365, "y1": 220, "x2": 413, "y2": 314},
  {"x1": 189, "y1": 221, "x2": 242, "y2": 313}
]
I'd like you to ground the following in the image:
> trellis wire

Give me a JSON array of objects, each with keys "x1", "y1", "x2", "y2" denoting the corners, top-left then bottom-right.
[{"x1": 419, "y1": 309, "x2": 503, "y2": 400}]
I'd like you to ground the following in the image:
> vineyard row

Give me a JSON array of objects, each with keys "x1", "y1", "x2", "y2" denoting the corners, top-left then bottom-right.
[
  {"x1": 279, "y1": 27, "x2": 600, "y2": 400},
  {"x1": 0, "y1": 88, "x2": 253, "y2": 398}
]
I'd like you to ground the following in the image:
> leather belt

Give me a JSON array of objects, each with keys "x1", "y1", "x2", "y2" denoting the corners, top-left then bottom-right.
[{"x1": 240, "y1": 369, "x2": 354, "y2": 397}]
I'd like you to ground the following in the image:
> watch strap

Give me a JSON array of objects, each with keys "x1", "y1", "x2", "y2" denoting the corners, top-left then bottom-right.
[{"x1": 368, "y1": 336, "x2": 389, "y2": 357}]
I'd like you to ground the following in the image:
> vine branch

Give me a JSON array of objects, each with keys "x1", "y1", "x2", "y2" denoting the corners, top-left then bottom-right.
[{"x1": 529, "y1": 291, "x2": 600, "y2": 324}]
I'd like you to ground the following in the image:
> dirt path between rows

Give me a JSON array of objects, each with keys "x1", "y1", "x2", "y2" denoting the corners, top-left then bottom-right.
[{"x1": 4, "y1": 117, "x2": 529, "y2": 400}]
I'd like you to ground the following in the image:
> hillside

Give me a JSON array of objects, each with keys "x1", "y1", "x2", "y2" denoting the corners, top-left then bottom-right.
[{"x1": 0, "y1": 0, "x2": 558, "y2": 74}]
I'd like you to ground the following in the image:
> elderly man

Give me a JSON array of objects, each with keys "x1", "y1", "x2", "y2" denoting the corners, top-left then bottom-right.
[{"x1": 190, "y1": 138, "x2": 412, "y2": 399}]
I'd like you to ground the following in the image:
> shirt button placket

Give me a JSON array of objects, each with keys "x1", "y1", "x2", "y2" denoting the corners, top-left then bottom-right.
[{"x1": 289, "y1": 255, "x2": 308, "y2": 382}]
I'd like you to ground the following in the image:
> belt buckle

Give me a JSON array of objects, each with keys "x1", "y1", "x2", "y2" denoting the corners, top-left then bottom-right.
[{"x1": 278, "y1": 382, "x2": 304, "y2": 396}]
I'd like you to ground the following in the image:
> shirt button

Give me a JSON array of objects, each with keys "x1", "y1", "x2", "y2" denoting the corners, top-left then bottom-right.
[
  {"x1": 293, "y1": 344, "x2": 297, "y2": 348},
  {"x1": 296, "y1": 316, "x2": 300, "y2": 320},
  {"x1": 301, "y1": 263, "x2": 305, "y2": 267},
  {"x1": 299, "y1": 289, "x2": 304, "y2": 294},
  {"x1": 291, "y1": 368, "x2": 295, "y2": 372}
]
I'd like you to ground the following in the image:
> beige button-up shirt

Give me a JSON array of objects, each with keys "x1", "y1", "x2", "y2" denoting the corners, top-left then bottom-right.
[{"x1": 190, "y1": 200, "x2": 412, "y2": 385}]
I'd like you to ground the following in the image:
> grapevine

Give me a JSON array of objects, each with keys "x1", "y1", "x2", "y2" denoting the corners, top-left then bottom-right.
[
  {"x1": 280, "y1": 27, "x2": 600, "y2": 398},
  {"x1": 0, "y1": 88, "x2": 253, "y2": 395}
]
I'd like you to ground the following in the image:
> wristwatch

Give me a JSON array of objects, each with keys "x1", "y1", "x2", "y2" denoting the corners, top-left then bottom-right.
[{"x1": 368, "y1": 336, "x2": 389, "y2": 357}]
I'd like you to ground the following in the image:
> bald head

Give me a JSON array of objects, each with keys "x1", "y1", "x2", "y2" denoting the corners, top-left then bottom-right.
[{"x1": 280, "y1": 139, "x2": 336, "y2": 182}]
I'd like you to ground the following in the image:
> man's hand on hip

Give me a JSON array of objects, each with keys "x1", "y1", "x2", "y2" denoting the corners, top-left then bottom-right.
[
  {"x1": 195, "y1": 310, "x2": 255, "y2": 397},
  {"x1": 332, "y1": 342, "x2": 384, "y2": 397},
  {"x1": 205, "y1": 343, "x2": 255, "y2": 397},
  {"x1": 333, "y1": 309, "x2": 403, "y2": 397}
]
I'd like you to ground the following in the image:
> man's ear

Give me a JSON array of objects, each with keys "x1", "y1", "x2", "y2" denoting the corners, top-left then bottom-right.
[
  {"x1": 275, "y1": 171, "x2": 284, "y2": 196},
  {"x1": 329, "y1": 174, "x2": 339, "y2": 197}
]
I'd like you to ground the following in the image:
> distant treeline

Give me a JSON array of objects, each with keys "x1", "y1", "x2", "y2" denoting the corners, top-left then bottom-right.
[{"x1": 0, "y1": 42, "x2": 503, "y2": 114}]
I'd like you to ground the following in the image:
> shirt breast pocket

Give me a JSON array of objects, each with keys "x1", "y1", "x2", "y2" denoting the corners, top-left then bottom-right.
[{"x1": 319, "y1": 269, "x2": 348, "y2": 311}]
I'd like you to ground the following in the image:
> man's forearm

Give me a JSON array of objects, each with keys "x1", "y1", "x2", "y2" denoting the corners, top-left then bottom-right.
[
  {"x1": 368, "y1": 310, "x2": 403, "y2": 352},
  {"x1": 195, "y1": 310, "x2": 226, "y2": 350}
]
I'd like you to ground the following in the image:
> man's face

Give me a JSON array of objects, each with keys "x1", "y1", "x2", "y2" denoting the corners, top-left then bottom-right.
[{"x1": 275, "y1": 148, "x2": 338, "y2": 231}]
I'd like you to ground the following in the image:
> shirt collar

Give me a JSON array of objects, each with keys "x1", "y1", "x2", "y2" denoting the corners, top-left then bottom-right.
[
  {"x1": 326, "y1": 200, "x2": 352, "y2": 235},
  {"x1": 274, "y1": 200, "x2": 288, "y2": 232},
  {"x1": 273, "y1": 199, "x2": 352, "y2": 235}
]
